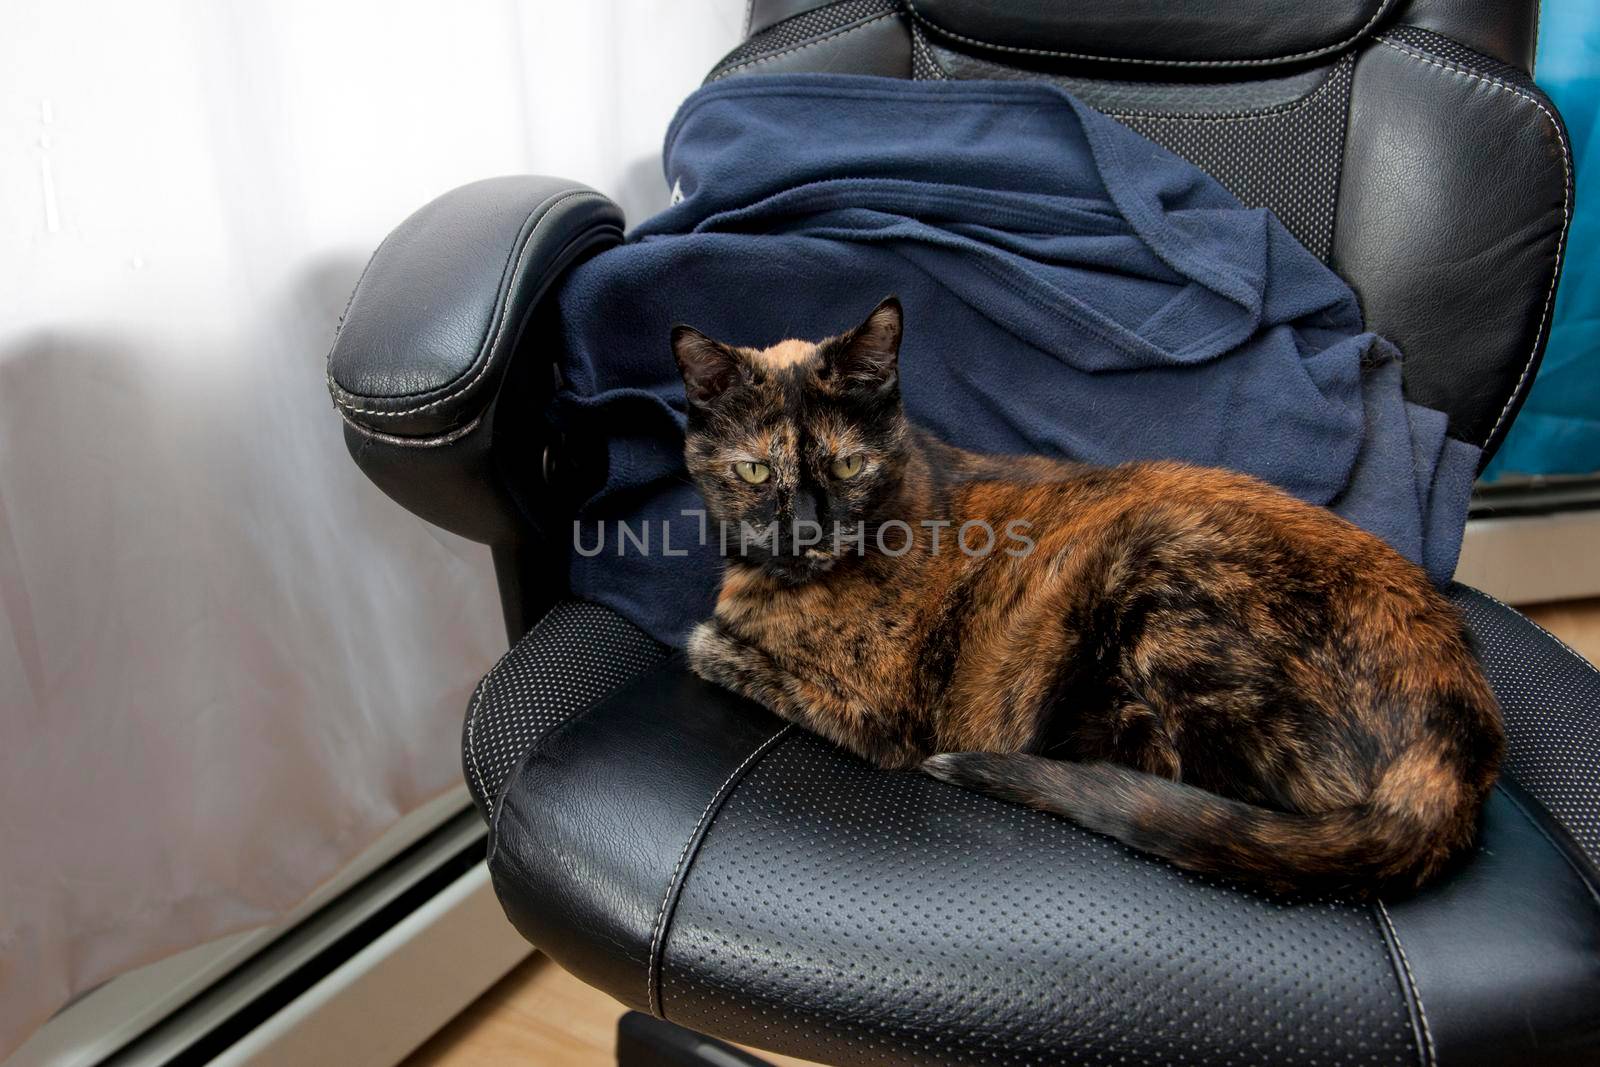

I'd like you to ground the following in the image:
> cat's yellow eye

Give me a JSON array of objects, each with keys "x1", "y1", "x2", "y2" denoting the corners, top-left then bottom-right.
[
  {"x1": 831, "y1": 454, "x2": 864, "y2": 480},
  {"x1": 734, "y1": 460, "x2": 771, "y2": 485}
]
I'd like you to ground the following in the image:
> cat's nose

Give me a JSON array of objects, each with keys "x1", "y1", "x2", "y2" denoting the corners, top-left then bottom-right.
[{"x1": 790, "y1": 488, "x2": 821, "y2": 528}]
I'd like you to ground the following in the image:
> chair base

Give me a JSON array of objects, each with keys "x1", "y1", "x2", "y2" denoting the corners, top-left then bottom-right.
[{"x1": 616, "y1": 1011, "x2": 774, "y2": 1066}]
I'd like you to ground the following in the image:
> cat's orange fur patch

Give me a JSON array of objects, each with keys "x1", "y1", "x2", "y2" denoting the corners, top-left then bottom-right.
[{"x1": 744, "y1": 339, "x2": 818, "y2": 370}]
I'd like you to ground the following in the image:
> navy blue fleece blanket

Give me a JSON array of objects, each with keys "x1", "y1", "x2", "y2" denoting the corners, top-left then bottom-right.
[{"x1": 551, "y1": 75, "x2": 1480, "y2": 647}]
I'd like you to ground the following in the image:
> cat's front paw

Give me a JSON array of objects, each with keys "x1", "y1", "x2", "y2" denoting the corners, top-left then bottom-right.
[{"x1": 685, "y1": 620, "x2": 739, "y2": 683}]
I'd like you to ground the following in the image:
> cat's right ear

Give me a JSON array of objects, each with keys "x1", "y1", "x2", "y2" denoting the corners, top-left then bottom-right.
[
  {"x1": 824, "y1": 296, "x2": 902, "y2": 393},
  {"x1": 672, "y1": 325, "x2": 747, "y2": 408}
]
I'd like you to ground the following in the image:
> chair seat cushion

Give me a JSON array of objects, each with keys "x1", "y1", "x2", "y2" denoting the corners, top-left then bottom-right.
[{"x1": 468, "y1": 588, "x2": 1600, "y2": 1066}]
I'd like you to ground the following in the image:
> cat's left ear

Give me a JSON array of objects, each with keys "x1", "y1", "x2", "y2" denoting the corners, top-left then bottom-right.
[{"x1": 825, "y1": 296, "x2": 901, "y2": 392}]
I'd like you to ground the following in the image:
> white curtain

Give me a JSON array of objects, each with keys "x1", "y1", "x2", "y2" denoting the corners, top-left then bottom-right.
[{"x1": 0, "y1": 0, "x2": 746, "y2": 1053}]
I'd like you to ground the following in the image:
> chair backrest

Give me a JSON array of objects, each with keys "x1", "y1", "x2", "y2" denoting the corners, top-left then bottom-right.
[{"x1": 709, "y1": 0, "x2": 1572, "y2": 467}]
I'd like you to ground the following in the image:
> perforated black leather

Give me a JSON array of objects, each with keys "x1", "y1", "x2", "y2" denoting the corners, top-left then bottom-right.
[
  {"x1": 926, "y1": 45, "x2": 1352, "y2": 258},
  {"x1": 908, "y1": 24, "x2": 945, "y2": 81},
  {"x1": 662, "y1": 731, "x2": 1416, "y2": 1066},
  {"x1": 709, "y1": 0, "x2": 902, "y2": 81},
  {"x1": 462, "y1": 600, "x2": 667, "y2": 817},
  {"x1": 474, "y1": 587, "x2": 1600, "y2": 1065},
  {"x1": 1455, "y1": 586, "x2": 1600, "y2": 874},
  {"x1": 1114, "y1": 59, "x2": 1352, "y2": 260},
  {"x1": 1380, "y1": 25, "x2": 1532, "y2": 85}
]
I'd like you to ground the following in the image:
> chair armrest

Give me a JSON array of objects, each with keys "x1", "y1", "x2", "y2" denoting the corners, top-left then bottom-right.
[
  {"x1": 1451, "y1": 585, "x2": 1600, "y2": 881},
  {"x1": 326, "y1": 175, "x2": 624, "y2": 542}
]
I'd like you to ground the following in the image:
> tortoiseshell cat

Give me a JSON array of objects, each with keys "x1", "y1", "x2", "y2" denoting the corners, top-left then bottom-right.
[{"x1": 673, "y1": 297, "x2": 1502, "y2": 895}]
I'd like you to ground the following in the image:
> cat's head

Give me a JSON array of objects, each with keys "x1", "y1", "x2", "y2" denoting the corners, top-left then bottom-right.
[{"x1": 672, "y1": 297, "x2": 908, "y2": 584}]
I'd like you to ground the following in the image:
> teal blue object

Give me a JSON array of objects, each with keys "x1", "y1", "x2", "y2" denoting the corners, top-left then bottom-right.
[{"x1": 1483, "y1": 2, "x2": 1599, "y2": 479}]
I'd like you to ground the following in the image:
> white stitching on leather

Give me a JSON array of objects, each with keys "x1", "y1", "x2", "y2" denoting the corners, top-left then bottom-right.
[
  {"x1": 905, "y1": 0, "x2": 1396, "y2": 68},
  {"x1": 1375, "y1": 899, "x2": 1437, "y2": 1067},
  {"x1": 1108, "y1": 55, "x2": 1345, "y2": 123},
  {"x1": 1472, "y1": 587, "x2": 1600, "y2": 684},
  {"x1": 481, "y1": 604, "x2": 635, "y2": 869},
  {"x1": 331, "y1": 188, "x2": 603, "y2": 419},
  {"x1": 337, "y1": 409, "x2": 484, "y2": 447},
  {"x1": 712, "y1": 12, "x2": 898, "y2": 78},
  {"x1": 465, "y1": 674, "x2": 493, "y2": 815},
  {"x1": 465, "y1": 632, "x2": 540, "y2": 818},
  {"x1": 910, "y1": 22, "x2": 946, "y2": 79},
  {"x1": 1374, "y1": 37, "x2": 1573, "y2": 450},
  {"x1": 646, "y1": 724, "x2": 794, "y2": 1016},
  {"x1": 331, "y1": 188, "x2": 594, "y2": 416}
]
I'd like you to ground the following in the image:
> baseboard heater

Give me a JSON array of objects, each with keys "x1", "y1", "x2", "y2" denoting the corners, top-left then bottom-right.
[
  {"x1": 10, "y1": 791, "x2": 531, "y2": 1067},
  {"x1": 1458, "y1": 481, "x2": 1600, "y2": 606}
]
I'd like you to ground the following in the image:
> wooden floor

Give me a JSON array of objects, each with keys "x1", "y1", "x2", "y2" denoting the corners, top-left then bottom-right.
[
  {"x1": 405, "y1": 599, "x2": 1600, "y2": 1067},
  {"x1": 402, "y1": 952, "x2": 823, "y2": 1067},
  {"x1": 1522, "y1": 597, "x2": 1600, "y2": 668}
]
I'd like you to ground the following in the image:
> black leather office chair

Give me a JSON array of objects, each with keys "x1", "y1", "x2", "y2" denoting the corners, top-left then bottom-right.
[{"x1": 326, "y1": 2, "x2": 1596, "y2": 1064}]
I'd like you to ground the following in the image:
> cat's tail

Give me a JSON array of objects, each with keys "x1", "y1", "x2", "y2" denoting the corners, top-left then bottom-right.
[{"x1": 921, "y1": 751, "x2": 1481, "y2": 895}]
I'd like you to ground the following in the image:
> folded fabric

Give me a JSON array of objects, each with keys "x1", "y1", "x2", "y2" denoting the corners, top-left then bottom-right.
[{"x1": 551, "y1": 74, "x2": 1481, "y2": 647}]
